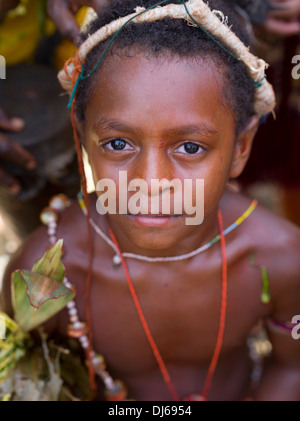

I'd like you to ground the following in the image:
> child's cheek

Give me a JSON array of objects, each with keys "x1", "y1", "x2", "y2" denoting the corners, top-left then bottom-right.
[{"x1": 201, "y1": 166, "x2": 230, "y2": 216}]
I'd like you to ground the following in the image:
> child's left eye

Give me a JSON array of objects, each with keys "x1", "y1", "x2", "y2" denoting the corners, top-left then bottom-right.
[
  {"x1": 175, "y1": 142, "x2": 205, "y2": 155},
  {"x1": 103, "y1": 139, "x2": 134, "y2": 151}
]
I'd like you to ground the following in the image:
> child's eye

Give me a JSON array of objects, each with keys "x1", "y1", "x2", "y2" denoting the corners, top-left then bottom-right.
[
  {"x1": 175, "y1": 142, "x2": 205, "y2": 155},
  {"x1": 102, "y1": 139, "x2": 134, "y2": 151}
]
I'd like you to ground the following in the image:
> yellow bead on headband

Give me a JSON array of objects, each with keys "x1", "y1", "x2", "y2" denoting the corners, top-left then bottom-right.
[{"x1": 58, "y1": 0, "x2": 276, "y2": 116}]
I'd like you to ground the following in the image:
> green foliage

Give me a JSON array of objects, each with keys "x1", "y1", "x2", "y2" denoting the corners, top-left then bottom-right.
[
  {"x1": 0, "y1": 240, "x2": 82, "y2": 401},
  {"x1": 11, "y1": 240, "x2": 74, "y2": 332}
]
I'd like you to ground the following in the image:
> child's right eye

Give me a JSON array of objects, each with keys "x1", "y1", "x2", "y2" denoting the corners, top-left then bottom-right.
[{"x1": 102, "y1": 139, "x2": 134, "y2": 151}]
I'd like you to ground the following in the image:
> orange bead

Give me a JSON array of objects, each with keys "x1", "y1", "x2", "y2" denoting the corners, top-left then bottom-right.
[
  {"x1": 105, "y1": 380, "x2": 127, "y2": 401},
  {"x1": 67, "y1": 322, "x2": 87, "y2": 339}
]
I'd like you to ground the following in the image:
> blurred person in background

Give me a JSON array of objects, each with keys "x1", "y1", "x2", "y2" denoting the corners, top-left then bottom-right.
[
  {"x1": 235, "y1": 0, "x2": 300, "y2": 226},
  {"x1": 0, "y1": 0, "x2": 108, "y2": 240}
]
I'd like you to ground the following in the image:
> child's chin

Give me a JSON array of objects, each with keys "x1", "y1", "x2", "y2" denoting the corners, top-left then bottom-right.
[
  {"x1": 128, "y1": 234, "x2": 182, "y2": 254},
  {"x1": 120, "y1": 215, "x2": 188, "y2": 252}
]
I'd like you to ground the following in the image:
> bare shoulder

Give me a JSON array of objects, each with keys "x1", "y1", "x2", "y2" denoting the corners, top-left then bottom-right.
[
  {"x1": 223, "y1": 189, "x2": 300, "y2": 262},
  {"x1": 250, "y1": 198, "x2": 300, "y2": 319},
  {"x1": 223, "y1": 190, "x2": 300, "y2": 320},
  {"x1": 239, "y1": 193, "x2": 300, "y2": 272}
]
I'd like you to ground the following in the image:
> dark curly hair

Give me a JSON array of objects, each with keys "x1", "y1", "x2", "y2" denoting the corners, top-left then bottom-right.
[{"x1": 75, "y1": 0, "x2": 255, "y2": 134}]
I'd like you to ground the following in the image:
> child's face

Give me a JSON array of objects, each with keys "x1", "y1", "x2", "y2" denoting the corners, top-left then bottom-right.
[{"x1": 83, "y1": 54, "x2": 251, "y2": 252}]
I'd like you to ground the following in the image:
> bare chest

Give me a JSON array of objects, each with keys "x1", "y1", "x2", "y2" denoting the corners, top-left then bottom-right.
[{"x1": 61, "y1": 252, "x2": 268, "y2": 400}]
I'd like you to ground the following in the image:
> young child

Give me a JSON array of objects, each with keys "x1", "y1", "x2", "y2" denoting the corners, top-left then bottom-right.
[{"x1": 2, "y1": 0, "x2": 300, "y2": 401}]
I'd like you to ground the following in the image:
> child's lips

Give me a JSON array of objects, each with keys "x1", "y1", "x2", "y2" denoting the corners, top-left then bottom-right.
[{"x1": 126, "y1": 213, "x2": 183, "y2": 227}]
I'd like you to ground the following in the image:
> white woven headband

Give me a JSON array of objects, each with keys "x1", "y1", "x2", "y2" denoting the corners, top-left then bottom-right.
[{"x1": 58, "y1": 0, "x2": 276, "y2": 116}]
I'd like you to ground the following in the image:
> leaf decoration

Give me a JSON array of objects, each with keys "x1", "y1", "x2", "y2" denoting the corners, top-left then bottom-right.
[
  {"x1": 0, "y1": 312, "x2": 27, "y2": 383},
  {"x1": 11, "y1": 271, "x2": 74, "y2": 332},
  {"x1": 11, "y1": 240, "x2": 75, "y2": 332},
  {"x1": 0, "y1": 332, "x2": 62, "y2": 401},
  {"x1": 249, "y1": 253, "x2": 270, "y2": 304},
  {"x1": 20, "y1": 270, "x2": 72, "y2": 310},
  {"x1": 0, "y1": 239, "x2": 79, "y2": 394},
  {"x1": 32, "y1": 240, "x2": 65, "y2": 283},
  {"x1": 260, "y1": 266, "x2": 270, "y2": 304}
]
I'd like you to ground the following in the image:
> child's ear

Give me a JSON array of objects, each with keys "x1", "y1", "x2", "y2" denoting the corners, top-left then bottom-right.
[{"x1": 229, "y1": 116, "x2": 259, "y2": 179}]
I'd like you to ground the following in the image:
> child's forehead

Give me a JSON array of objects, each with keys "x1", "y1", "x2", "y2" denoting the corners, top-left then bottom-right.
[
  {"x1": 95, "y1": 50, "x2": 222, "y2": 77},
  {"x1": 86, "y1": 53, "x2": 232, "y2": 133},
  {"x1": 90, "y1": 52, "x2": 225, "y2": 102}
]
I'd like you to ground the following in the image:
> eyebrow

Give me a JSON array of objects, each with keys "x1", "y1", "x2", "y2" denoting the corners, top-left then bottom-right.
[
  {"x1": 94, "y1": 117, "x2": 218, "y2": 137},
  {"x1": 164, "y1": 123, "x2": 218, "y2": 137},
  {"x1": 94, "y1": 117, "x2": 133, "y2": 134}
]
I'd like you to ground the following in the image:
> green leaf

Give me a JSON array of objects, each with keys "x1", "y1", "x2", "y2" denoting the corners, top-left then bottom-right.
[
  {"x1": 11, "y1": 270, "x2": 74, "y2": 332},
  {"x1": 260, "y1": 266, "x2": 270, "y2": 304},
  {"x1": 32, "y1": 240, "x2": 65, "y2": 283},
  {"x1": 249, "y1": 254, "x2": 271, "y2": 304},
  {"x1": 0, "y1": 312, "x2": 27, "y2": 383},
  {"x1": 20, "y1": 270, "x2": 72, "y2": 310},
  {"x1": 10, "y1": 240, "x2": 74, "y2": 332}
]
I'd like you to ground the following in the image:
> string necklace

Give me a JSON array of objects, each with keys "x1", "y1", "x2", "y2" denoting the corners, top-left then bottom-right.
[{"x1": 78, "y1": 192, "x2": 257, "y2": 266}]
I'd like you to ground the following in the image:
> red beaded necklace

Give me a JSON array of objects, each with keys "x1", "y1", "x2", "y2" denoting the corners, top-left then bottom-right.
[{"x1": 108, "y1": 209, "x2": 228, "y2": 401}]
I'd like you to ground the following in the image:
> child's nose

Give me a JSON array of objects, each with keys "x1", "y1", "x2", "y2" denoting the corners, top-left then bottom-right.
[{"x1": 135, "y1": 147, "x2": 173, "y2": 196}]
